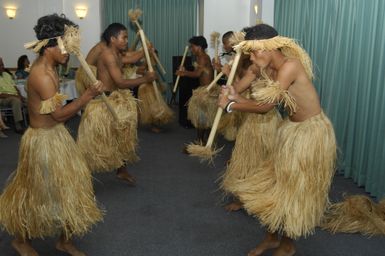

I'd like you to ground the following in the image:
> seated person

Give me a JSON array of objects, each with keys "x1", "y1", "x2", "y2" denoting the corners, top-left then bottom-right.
[
  {"x1": 15, "y1": 55, "x2": 30, "y2": 79},
  {"x1": 0, "y1": 57, "x2": 26, "y2": 133}
]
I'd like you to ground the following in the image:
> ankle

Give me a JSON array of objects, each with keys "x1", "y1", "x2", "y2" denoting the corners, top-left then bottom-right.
[
  {"x1": 266, "y1": 232, "x2": 279, "y2": 242},
  {"x1": 116, "y1": 168, "x2": 127, "y2": 175},
  {"x1": 279, "y1": 237, "x2": 295, "y2": 252},
  {"x1": 280, "y1": 242, "x2": 294, "y2": 251}
]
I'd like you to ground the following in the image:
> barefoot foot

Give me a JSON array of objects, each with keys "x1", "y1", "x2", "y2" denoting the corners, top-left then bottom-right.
[
  {"x1": 150, "y1": 126, "x2": 162, "y2": 133},
  {"x1": 116, "y1": 168, "x2": 136, "y2": 186},
  {"x1": 272, "y1": 237, "x2": 296, "y2": 256},
  {"x1": 248, "y1": 234, "x2": 280, "y2": 256},
  {"x1": 224, "y1": 201, "x2": 243, "y2": 212},
  {"x1": 11, "y1": 239, "x2": 39, "y2": 256},
  {"x1": 56, "y1": 240, "x2": 86, "y2": 256}
]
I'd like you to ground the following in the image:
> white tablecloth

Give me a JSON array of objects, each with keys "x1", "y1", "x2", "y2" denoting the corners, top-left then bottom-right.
[{"x1": 15, "y1": 79, "x2": 78, "y2": 100}]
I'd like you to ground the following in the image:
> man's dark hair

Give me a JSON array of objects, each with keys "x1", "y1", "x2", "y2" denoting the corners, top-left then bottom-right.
[
  {"x1": 188, "y1": 36, "x2": 208, "y2": 49},
  {"x1": 102, "y1": 23, "x2": 127, "y2": 45},
  {"x1": 222, "y1": 31, "x2": 234, "y2": 41},
  {"x1": 17, "y1": 55, "x2": 28, "y2": 70},
  {"x1": 244, "y1": 24, "x2": 278, "y2": 40},
  {"x1": 34, "y1": 14, "x2": 77, "y2": 55}
]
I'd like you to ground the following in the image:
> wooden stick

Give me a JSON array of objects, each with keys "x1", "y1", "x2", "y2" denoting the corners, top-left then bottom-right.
[
  {"x1": 205, "y1": 51, "x2": 242, "y2": 148},
  {"x1": 75, "y1": 52, "x2": 119, "y2": 121},
  {"x1": 210, "y1": 32, "x2": 220, "y2": 78},
  {"x1": 139, "y1": 34, "x2": 167, "y2": 75},
  {"x1": 134, "y1": 21, "x2": 144, "y2": 33},
  {"x1": 206, "y1": 72, "x2": 224, "y2": 91},
  {"x1": 172, "y1": 45, "x2": 189, "y2": 93},
  {"x1": 129, "y1": 32, "x2": 140, "y2": 51},
  {"x1": 138, "y1": 29, "x2": 162, "y2": 103},
  {"x1": 142, "y1": 35, "x2": 167, "y2": 75},
  {"x1": 206, "y1": 59, "x2": 234, "y2": 92},
  {"x1": 128, "y1": 15, "x2": 163, "y2": 103},
  {"x1": 130, "y1": 14, "x2": 166, "y2": 76},
  {"x1": 61, "y1": 26, "x2": 119, "y2": 121},
  {"x1": 214, "y1": 39, "x2": 219, "y2": 78},
  {"x1": 150, "y1": 48, "x2": 166, "y2": 75}
]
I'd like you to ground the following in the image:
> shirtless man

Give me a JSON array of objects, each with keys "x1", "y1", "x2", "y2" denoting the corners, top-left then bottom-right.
[
  {"x1": 75, "y1": 38, "x2": 146, "y2": 95},
  {"x1": 176, "y1": 36, "x2": 214, "y2": 87},
  {"x1": 97, "y1": 23, "x2": 156, "y2": 92},
  {"x1": 97, "y1": 23, "x2": 156, "y2": 184},
  {"x1": 85, "y1": 41, "x2": 106, "y2": 66},
  {"x1": 177, "y1": 36, "x2": 214, "y2": 144},
  {"x1": 220, "y1": 58, "x2": 275, "y2": 213},
  {"x1": 0, "y1": 14, "x2": 103, "y2": 256},
  {"x1": 86, "y1": 40, "x2": 145, "y2": 67},
  {"x1": 219, "y1": 24, "x2": 336, "y2": 256}
]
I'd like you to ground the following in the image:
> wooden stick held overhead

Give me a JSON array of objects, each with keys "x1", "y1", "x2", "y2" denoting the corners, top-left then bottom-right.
[
  {"x1": 172, "y1": 45, "x2": 189, "y2": 93},
  {"x1": 62, "y1": 26, "x2": 119, "y2": 121}
]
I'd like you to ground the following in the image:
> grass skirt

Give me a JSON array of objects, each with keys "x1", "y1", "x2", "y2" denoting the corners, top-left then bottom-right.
[
  {"x1": 321, "y1": 195, "x2": 385, "y2": 236},
  {"x1": 217, "y1": 91, "x2": 250, "y2": 141},
  {"x1": 137, "y1": 83, "x2": 174, "y2": 126},
  {"x1": 218, "y1": 111, "x2": 245, "y2": 141},
  {"x1": 221, "y1": 110, "x2": 281, "y2": 195},
  {"x1": 75, "y1": 65, "x2": 97, "y2": 96},
  {"x1": 0, "y1": 124, "x2": 103, "y2": 240},
  {"x1": 231, "y1": 112, "x2": 336, "y2": 239},
  {"x1": 77, "y1": 90, "x2": 138, "y2": 172},
  {"x1": 187, "y1": 85, "x2": 220, "y2": 129}
]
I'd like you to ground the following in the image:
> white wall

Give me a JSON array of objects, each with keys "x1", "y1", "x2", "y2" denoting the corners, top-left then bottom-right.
[
  {"x1": 202, "y1": 0, "x2": 274, "y2": 57},
  {"x1": 261, "y1": 0, "x2": 274, "y2": 26},
  {"x1": 0, "y1": 0, "x2": 101, "y2": 67},
  {"x1": 0, "y1": 0, "x2": 274, "y2": 66},
  {"x1": 62, "y1": 0, "x2": 101, "y2": 67},
  {"x1": 203, "y1": 0, "x2": 249, "y2": 57},
  {"x1": 249, "y1": 0, "x2": 262, "y2": 26}
]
